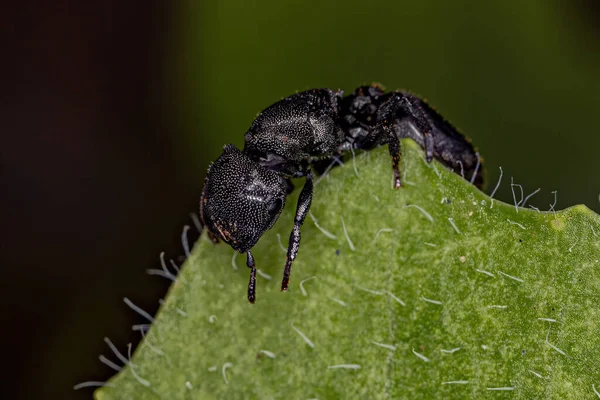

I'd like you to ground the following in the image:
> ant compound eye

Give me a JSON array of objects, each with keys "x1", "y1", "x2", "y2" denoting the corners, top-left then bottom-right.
[{"x1": 268, "y1": 197, "x2": 284, "y2": 217}]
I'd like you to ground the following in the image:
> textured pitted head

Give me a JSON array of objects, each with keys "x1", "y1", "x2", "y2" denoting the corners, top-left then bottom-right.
[{"x1": 200, "y1": 145, "x2": 287, "y2": 253}]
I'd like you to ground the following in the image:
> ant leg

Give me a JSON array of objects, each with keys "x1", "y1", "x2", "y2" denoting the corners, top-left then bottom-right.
[
  {"x1": 363, "y1": 118, "x2": 403, "y2": 188},
  {"x1": 386, "y1": 125, "x2": 402, "y2": 189},
  {"x1": 369, "y1": 92, "x2": 437, "y2": 186},
  {"x1": 246, "y1": 250, "x2": 257, "y2": 303},
  {"x1": 422, "y1": 131, "x2": 434, "y2": 163},
  {"x1": 281, "y1": 171, "x2": 313, "y2": 291},
  {"x1": 381, "y1": 92, "x2": 484, "y2": 186}
]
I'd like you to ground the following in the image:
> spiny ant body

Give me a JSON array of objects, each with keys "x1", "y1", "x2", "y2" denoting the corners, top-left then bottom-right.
[{"x1": 200, "y1": 84, "x2": 484, "y2": 303}]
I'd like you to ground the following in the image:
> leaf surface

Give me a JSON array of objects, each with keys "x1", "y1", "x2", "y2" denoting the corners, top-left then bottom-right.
[{"x1": 97, "y1": 140, "x2": 600, "y2": 400}]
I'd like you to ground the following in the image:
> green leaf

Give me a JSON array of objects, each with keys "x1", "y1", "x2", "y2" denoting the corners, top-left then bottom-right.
[{"x1": 96, "y1": 140, "x2": 600, "y2": 399}]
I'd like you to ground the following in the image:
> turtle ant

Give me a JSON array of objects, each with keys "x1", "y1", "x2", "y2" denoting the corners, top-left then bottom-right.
[{"x1": 200, "y1": 84, "x2": 483, "y2": 303}]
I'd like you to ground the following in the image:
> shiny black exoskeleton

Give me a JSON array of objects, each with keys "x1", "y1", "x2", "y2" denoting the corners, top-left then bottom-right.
[{"x1": 200, "y1": 84, "x2": 483, "y2": 303}]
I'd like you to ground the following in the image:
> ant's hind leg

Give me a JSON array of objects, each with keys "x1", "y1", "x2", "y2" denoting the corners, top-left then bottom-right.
[
  {"x1": 386, "y1": 126, "x2": 403, "y2": 189},
  {"x1": 281, "y1": 171, "x2": 313, "y2": 291},
  {"x1": 372, "y1": 92, "x2": 438, "y2": 186},
  {"x1": 363, "y1": 120, "x2": 403, "y2": 189},
  {"x1": 388, "y1": 93, "x2": 436, "y2": 162},
  {"x1": 423, "y1": 131, "x2": 434, "y2": 163}
]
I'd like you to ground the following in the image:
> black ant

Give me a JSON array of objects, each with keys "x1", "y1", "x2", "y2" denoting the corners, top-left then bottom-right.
[{"x1": 200, "y1": 84, "x2": 483, "y2": 303}]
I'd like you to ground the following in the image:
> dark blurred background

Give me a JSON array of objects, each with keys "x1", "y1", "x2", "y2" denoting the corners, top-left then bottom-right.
[{"x1": 1, "y1": 1, "x2": 598, "y2": 399}]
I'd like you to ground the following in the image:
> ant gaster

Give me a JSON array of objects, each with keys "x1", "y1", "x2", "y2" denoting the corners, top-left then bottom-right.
[{"x1": 200, "y1": 84, "x2": 483, "y2": 303}]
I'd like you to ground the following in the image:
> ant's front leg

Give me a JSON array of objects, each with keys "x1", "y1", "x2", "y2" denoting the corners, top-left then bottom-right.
[
  {"x1": 281, "y1": 170, "x2": 313, "y2": 292},
  {"x1": 246, "y1": 250, "x2": 257, "y2": 303}
]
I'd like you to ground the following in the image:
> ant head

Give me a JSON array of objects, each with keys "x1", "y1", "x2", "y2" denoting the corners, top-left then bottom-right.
[{"x1": 200, "y1": 145, "x2": 287, "y2": 253}]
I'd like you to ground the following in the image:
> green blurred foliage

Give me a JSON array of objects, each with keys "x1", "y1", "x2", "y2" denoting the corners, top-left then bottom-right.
[{"x1": 169, "y1": 0, "x2": 599, "y2": 210}]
